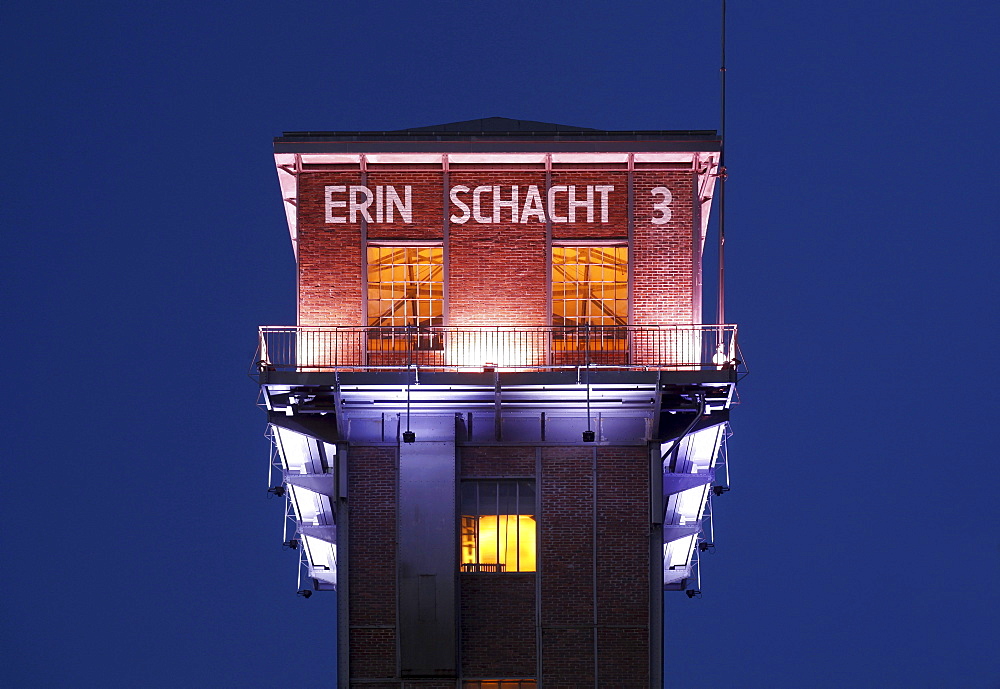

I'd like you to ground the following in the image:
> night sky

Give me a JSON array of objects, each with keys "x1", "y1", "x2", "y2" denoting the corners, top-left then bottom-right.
[{"x1": 2, "y1": 1, "x2": 998, "y2": 688}]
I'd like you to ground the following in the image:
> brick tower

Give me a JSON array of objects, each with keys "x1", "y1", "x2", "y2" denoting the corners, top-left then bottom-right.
[{"x1": 254, "y1": 118, "x2": 740, "y2": 688}]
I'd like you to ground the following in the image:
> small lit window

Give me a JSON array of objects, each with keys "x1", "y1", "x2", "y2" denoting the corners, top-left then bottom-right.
[
  {"x1": 460, "y1": 480, "x2": 536, "y2": 573},
  {"x1": 462, "y1": 681, "x2": 537, "y2": 689}
]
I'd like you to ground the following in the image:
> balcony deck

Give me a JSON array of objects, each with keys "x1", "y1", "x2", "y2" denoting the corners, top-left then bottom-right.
[{"x1": 254, "y1": 324, "x2": 740, "y2": 374}]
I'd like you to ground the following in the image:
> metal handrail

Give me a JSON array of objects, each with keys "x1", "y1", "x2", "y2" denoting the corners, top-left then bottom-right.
[{"x1": 255, "y1": 324, "x2": 739, "y2": 373}]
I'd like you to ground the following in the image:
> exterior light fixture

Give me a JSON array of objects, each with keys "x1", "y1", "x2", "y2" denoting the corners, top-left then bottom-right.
[
  {"x1": 283, "y1": 539, "x2": 299, "y2": 550},
  {"x1": 685, "y1": 589, "x2": 702, "y2": 599},
  {"x1": 582, "y1": 366, "x2": 595, "y2": 443},
  {"x1": 402, "y1": 430, "x2": 416, "y2": 443},
  {"x1": 712, "y1": 486, "x2": 730, "y2": 496},
  {"x1": 267, "y1": 486, "x2": 285, "y2": 497},
  {"x1": 296, "y1": 589, "x2": 313, "y2": 599},
  {"x1": 698, "y1": 542, "x2": 715, "y2": 552}
]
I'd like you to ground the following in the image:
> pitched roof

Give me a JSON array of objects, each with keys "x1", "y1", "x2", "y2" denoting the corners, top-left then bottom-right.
[
  {"x1": 274, "y1": 117, "x2": 720, "y2": 153},
  {"x1": 398, "y1": 117, "x2": 599, "y2": 133}
]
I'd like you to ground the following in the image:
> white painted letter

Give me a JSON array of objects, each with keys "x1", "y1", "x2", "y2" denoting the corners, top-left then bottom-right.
[
  {"x1": 494, "y1": 185, "x2": 519, "y2": 223},
  {"x1": 595, "y1": 185, "x2": 614, "y2": 223},
  {"x1": 547, "y1": 185, "x2": 567, "y2": 223},
  {"x1": 450, "y1": 186, "x2": 470, "y2": 224},
  {"x1": 325, "y1": 185, "x2": 346, "y2": 223},
  {"x1": 385, "y1": 185, "x2": 412, "y2": 223},
  {"x1": 349, "y1": 185, "x2": 374, "y2": 223},
  {"x1": 374, "y1": 186, "x2": 384, "y2": 223},
  {"x1": 473, "y1": 185, "x2": 493, "y2": 223},
  {"x1": 520, "y1": 185, "x2": 546, "y2": 223},
  {"x1": 568, "y1": 185, "x2": 595, "y2": 223},
  {"x1": 651, "y1": 186, "x2": 672, "y2": 225}
]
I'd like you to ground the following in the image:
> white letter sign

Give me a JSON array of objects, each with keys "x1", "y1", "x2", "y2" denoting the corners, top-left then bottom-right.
[
  {"x1": 651, "y1": 187, "x2": 672, "y2": 225},
  {"x1": 325, "y1": 186, "x2": 346, "y2": 223}
]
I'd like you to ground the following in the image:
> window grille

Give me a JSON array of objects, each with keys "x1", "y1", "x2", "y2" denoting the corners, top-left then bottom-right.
[
  {"x1": 367, "y1": 245, "x2": 444, "y2": 350},
  {"x1": 460, "y1": 480, "x2": 536, "y2": 573},
  {"x1": 552, "y1": 245, "x2": 628, "y2": 354},
  {"x1": 552, "y1": 245, "x2": 628, "y2": 328},
  {"x1": 462, "y1": 680, "x2": 537, "y2": 688}
]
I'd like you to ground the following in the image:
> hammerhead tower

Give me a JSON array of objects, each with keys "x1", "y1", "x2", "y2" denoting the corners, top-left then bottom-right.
[{"x1": 254, "y1": 118, "x2": 741, "y2": 688}]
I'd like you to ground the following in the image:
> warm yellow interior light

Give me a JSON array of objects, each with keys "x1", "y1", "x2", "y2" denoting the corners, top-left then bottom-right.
[
  {"x1": 367, "y1": 246, "x2": 444, "y2": 328},
  {"x1": 552, "y1": 245, "x2": 628, "y2": 328},
  {"x1": 461, "y1": 515, "x2": 536, "y2": 572}
]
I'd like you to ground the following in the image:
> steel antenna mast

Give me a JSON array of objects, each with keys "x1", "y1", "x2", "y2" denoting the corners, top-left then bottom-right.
[{"x1": 717, "y1": 0, "x2": 728, "y2": 326}]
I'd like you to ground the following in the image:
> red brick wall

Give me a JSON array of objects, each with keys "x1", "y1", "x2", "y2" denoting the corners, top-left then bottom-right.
[
  {"x1": 461, "y1": 574, "x2": 536, "y2": 677},
  {"x1": 297, "y1": 172, "x2": 364, "y2": 326},
  {"x1": 633, "y1": 171, "x2": 696, "y2": 324},
  {"x1": 550, "y1": 170, "x2": 628, "y2": 240},
  {"x1": 596, "y1": 446, "x2": 650, "y2": 687},
  {"x1": 365, "y1": 171, "x2": 444, "y2": 241},
  {"x1": 459, "y1": 447, "x2": 537, "y2": 677},
  {"x1": 448, "y1": 172, "x2": 548, "y2": 326},
  {"x1": 348, "y1": 446, "x2": 397, "y2": 682},
  {"x1": 597, "y1": 627, "x2": 649, "y2": 689},
  {"x1": 294, "y1": 164, "x2": 699, "y2": 327},
  {"x1": 460, "y1": 446, "x2": 535, "y2": 477},
  {"x1": 540, "y1": 447, "x2": 596, "y2": 687},
  {"x1": 541, "y1": 627, "x2": 595, "y2": 688},
  {"x1": 345, "y1": 441, "x2": 652, "y2": 685}
]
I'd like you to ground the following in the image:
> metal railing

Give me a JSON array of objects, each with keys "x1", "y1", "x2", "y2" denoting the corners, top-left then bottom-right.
[
  {"x1": 460, "y1": 563, "x2": 507, "y2": 573},
  {"x1": 255, "y1": 325, "x2": 738, "y2": 373}
]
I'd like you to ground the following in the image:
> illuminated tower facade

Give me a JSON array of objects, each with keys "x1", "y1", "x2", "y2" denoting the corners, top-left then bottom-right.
[{"x1": 255, "y1": 118, "x2": 740, "y2": 688}]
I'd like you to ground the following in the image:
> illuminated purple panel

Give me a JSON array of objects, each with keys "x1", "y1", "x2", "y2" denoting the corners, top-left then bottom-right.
[
  {"x1": 662, "y1": 470, "x2": 714, "y2": 496},
  {"x1": 662, "y1": 524, "x2": 701, "y2": 543}
]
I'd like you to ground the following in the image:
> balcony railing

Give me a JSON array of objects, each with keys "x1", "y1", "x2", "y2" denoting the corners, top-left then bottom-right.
[{"x1": 255, "y1": 325, "x2": 739, "y2": 373}]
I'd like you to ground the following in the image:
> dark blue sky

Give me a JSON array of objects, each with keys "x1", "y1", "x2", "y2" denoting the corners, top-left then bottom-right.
[{"x1": 2, "y1": 1, "x2": 997, "y2": 687}]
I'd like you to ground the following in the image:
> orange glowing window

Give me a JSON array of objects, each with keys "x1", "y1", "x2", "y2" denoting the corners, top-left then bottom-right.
[
  {"x1": 367, "y1": 245, "x2": 444, "y2": 328},
  {"x1": 552, "y1": 245, "x2": 628, "y2": 328},
  {"x1": 460, "y1": 480, "x2": 536, "y2": 573},
  {"x1": 462, "y1": 682, "x2": 537, "y2": 689}
]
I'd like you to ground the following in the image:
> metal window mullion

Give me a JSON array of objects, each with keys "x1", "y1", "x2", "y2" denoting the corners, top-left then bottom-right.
[
  {"x1": 627, "y1": 154, "x2": 634, "y2": 328},
  {"x1": 515, "y1": 480, "x2": 521, "y2": 572},
  {"x1": 495, "y1": 481, "x2": 501, "y2": 571},
  {"x1": 442, "y1": 163, "x2": 450, "y2": 326}
]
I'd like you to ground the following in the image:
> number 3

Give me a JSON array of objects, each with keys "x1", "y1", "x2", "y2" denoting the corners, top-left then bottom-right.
[{"x1": 651, "y1": 186, "x2": 672, "y2": 225}]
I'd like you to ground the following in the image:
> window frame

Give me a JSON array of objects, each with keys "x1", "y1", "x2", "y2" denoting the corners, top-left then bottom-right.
[
  {"x1": 366, "y1": 242, "x2": 445, "y2": 351},
  {"x1": 549, "y1": 239, "x2": 632, "y2": 328},
  {"x1": 460, "y1": 479, "x2": 537, "y2": 574},
  {"x1": 551, "y1": 242, "x2": 629, "y2": 352}
]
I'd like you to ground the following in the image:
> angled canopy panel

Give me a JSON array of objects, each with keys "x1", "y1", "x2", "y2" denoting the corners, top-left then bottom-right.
[
  {"x1": 663, "y1": 470, "x2": 715, "y2": 496},
  {"x1": 286, "y1": 473, "x2": 336, "y2": 497}
]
